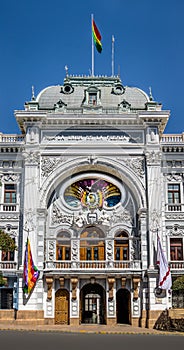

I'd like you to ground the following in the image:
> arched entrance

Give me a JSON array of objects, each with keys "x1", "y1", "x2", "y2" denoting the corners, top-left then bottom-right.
[
  {"x1": 80, "y1": 283, "x2": 106, "y2": 324},
  {"x1": 55, "y1": 289, "x2": 69, "y2": 325},
  {"x1": 116, "y1": 288, "x2": 131, "y2": 324}
]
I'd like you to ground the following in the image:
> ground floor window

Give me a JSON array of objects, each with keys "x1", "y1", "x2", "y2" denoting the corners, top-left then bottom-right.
[{"x1": 0, "y1": 288, "x2": 13, "y2": 309}]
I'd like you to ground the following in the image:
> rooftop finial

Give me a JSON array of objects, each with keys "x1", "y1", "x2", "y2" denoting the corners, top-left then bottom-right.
[
  {"x1": 65, "y1": 65, "x2": 69, "y2": 77},
  {"x1": 31, "y1": 86, "x2": 35, "y2": 101},
  {"x1": 149, "y1": 86, "x2": 153, "y2": 101}
]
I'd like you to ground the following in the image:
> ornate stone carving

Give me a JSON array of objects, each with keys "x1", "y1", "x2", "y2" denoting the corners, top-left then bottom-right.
[
  {"x1": 167, "y1": 174, "x2": 183, "y2": 182},
  {"x1": 133, "y1": 277, "x2": 140, "y2": 299},
  {"x1": 46, "y1": 277, "x2": 53, "y2": 300},
  {"x1": 71, "y1": 278, "x2": 78, "y2": 300},
  {"x1": 108, "y1": 277, "x2": 115, "y2": 300},
  {"x1": 165, "y1": 213, "x2": 184, "y2": 220},
  {"x1": 106, "y1": 240, "x2": 113, "y2": 261},
  {"x1": 112, "y1": 209, "x2": 132, "y2": 225},
  {"x1": 145, "y1": 151, "x2": 162, "y2": 165},
  {"x1": 41, "y1": 156, "x2": 66, "y2": 178},
  {"x1": 23, "y1": 150, "x2": 40, "y2": 164},
  {"x1": 48, "y1": 240, "x2": 55, "y2": 261},
  {"x1": 150, "y1": 209, "x2": 161, "y2": 232},
  {"x1": 121, "y1": 277, "x2": 126, "y2": 288},
  {"x1": 52, "y1": 204, "x2": 73, "y2": 225},
  {"x1": 126, "y1": 158, "x2": 145, "y2": 178},
  {"x1": 71, "y1": 240, "x2": 79, "y2": 261},
  {"x1": 59, "y1": 277, "x2": 65, "y2": 288},
  {"x1": 1, "y1": 174, "x2": 20, "y2": 182},
  {"x1": 167, "y1": 224, "x2": 184, "y2": 236}
]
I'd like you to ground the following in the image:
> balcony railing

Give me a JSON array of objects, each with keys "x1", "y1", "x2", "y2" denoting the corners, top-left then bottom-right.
[
  {"x1": 0, "y1": 203, "x2": 19, "y2": 212},
  {"x1": 161, "y1": 134, "x2": 184, "y2": 143},
  {"x1": 170, "y1": 261, "x2": 184, "y2": 269},
  {"x1": 165, "y1": 203, "x2": 183, "y2": 212},
  {"x1": 45, "y1": 260, "x2": 142, "y2": 270},
  {"x1": 0, "y1": 134, "x2": 24, "y2": 143},
  {"x1": 0, "y1": 262, "x2": 17, "y2": 269}
]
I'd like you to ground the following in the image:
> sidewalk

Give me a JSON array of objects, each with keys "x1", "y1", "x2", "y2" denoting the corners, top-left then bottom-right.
[{"x1": 0, "y1": 323, "x2": 182, "y2": 335}]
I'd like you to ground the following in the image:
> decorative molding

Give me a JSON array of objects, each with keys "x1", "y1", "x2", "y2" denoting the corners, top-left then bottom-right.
[
  {"x1": 108, "y1": 277, "x2": 115, "y2": 300},
  {"x1": 121, "y1": 277, "x2": 126, "y2": 288},
  {"x1": 165, "y1": 213, "x2": 184, "y2": 220},
  {"x1": 133, "y1": 277, "x2": 140, "y2": 299},
  {"x1": 167, "y1": 224, "x2": 184, "y2": 236},
  {"x1": 71, "y1": 278, "x2": 78, "y2": 300},
  {"x1": 41, "y1": 156, "x2": 66, "y2": 178},
  {"x1": 126, "y1": 158, "x2": 145, "y2": 178},
  {"x1": 59, "y1": 277, "x2": 65, "y2": 288},
  {"x1": 167, "y1": 174, "x2": 183, "y2": 182},
  {"x1": 23, "y1": 150, "x2": 40, "y2": 164},
  {"x1": 145, "y1": 151, "x2": 162, "y2": 165},
  {"x1": 46, "y1": 277, "x2": 53, "y2": 300},
  {"x1": 52, "y1": 204, "x2": 73, "y2": 225},
  {"x1": 150, "y1": 209, "x2": 161, "y2": 232},
  {"x1": 106, "y1": 240, "x2": 113, "y2": 261},
  {"x1": 48, "y1": 240, "x2": 55, "y2": 261},
  {"x1": 1, "y1": 174, "x2": 20, "y2": 182},
  {"x1": 71, "y1": 240, "x2": 79, "y2": 261}
]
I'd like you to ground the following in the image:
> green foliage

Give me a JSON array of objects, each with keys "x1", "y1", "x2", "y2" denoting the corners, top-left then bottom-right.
[
  {"x1": 172, "y1": 276, "x2": 184, "y2": 291},
  {"x1": 0, "y1": 272, "x2": 5, "y2": 286},
  {"x1": 0, "y1": 230, "x2": 17, "y2": 252}
]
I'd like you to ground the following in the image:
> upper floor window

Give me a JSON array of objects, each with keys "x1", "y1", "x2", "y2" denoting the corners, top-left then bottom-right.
[
  {"x1": 88, "y1": 93, "x2": 97, "y2": 106},
  {"x1": 56, "y1": 232, "x2": 71, "y2": 261},
  {"x1": 4, "y1": 184, "x2": 17, "y2": 203},
  {"x1": 114, "y1": 232, "x2": 129, "y2": 261},
  {"x1": 170, "y1": 238, "x2": 183, "y2": 261},
  {"x1": 80, "y1": 226, "x2": 105, "y2": 261},
  {"x1": 168, "y1": 184, "x2": 180, "y2": 204}
]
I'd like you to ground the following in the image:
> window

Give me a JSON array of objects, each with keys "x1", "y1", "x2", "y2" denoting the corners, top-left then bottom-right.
[
  {"x1": 0, "y1": 289, "x2": 13, "y2": 309},
  {"x1": 80, "y1": 226, "x2": 105, "y2": 261},
  {"x1": 4, "y1": 184, "x2": 17, "y2": 203},
  {"x1": 89, "y1": 93, "x2": 97, "y2": 106},
  {"x1": 170, "y1": 238, "x2": 183, "y2": 261},
  {"x1": 115, "y1": 232, "x2": 129, "y2": 261},
  {"x1": 56, "y1": 232, "x2": 71, "y2": 261},
  {"x1": 168, "y1": 184, "x2": 180, "y2": 204}
]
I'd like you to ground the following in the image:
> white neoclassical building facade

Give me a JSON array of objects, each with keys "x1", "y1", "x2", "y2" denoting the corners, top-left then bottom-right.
[{"x1": 0, "y1": 74, "x2": 184, "y2": 327}]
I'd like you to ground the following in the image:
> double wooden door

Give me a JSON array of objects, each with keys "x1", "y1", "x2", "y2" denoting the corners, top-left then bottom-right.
[{"x1": 55, "y1": 289, "x2": 69, "y2": 325}]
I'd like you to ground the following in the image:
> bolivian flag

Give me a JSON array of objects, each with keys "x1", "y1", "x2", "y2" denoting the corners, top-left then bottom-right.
[{"x1": 92, "y1": 19, "x2": 102, "y2": 53}]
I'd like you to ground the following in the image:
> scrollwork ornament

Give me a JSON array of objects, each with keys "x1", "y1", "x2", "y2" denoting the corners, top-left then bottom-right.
[{"x1": 126, "y1": 158, "x2": 145, "y2": 178}]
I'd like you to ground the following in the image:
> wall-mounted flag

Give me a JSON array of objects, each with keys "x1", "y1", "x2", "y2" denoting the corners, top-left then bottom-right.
[
  {"x1": 23, "y1": 237, "x2": 39, "y2": 295},
  {"x1": 157, "y1": 234, "x2": 172, "y2": 290}
]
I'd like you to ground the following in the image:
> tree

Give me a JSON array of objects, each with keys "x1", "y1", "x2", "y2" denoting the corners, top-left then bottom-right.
[
  {"x1": 172, "y1": 276, "x2": 184, "y2": 291},
  {"x1": 0, "y1": 230, "x2": 17, "y2": 252}
]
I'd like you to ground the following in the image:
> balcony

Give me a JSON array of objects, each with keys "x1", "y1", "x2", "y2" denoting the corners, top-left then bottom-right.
[
  {"x1": 44, "y1": 260, "x2": 142, "y2": 271},
  {"x1": 0, "y1": 262, "x2": 17, "y2": 270}
]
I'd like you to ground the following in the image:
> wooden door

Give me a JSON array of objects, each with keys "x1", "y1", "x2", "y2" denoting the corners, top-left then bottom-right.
[{"x1": 55, "y1": 289, "x2": 69, "y2": 325}]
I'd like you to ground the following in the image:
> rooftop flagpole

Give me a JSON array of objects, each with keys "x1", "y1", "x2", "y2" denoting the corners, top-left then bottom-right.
[
  {"x1": 112, "y1": 35, "x2": 115, "y2": 76},
  {"x1": 91, "y1": 14, "x2": 94, "y2": 76}
]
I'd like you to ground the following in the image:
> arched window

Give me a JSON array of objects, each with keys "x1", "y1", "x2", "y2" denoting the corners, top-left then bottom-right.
[
  {"x1": 80, "y1": 226, "x2": 105, "y2": 261},
  {"x1": 56, "y1": 232, "x2": 71, "y2": 261},
  {"x1": 114, "y1": 232, "x2": 129, "y2": 261}
]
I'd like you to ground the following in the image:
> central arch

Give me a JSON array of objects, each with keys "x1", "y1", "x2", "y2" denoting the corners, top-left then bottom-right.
[{"x1": 80, "y1": 283, "x2": 106, "y2": 324}]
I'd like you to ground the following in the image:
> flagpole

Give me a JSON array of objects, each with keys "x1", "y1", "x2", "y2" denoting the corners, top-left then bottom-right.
[
  {"x1": 112, "y1": 35, "x2": 115, "y2": 76},
  {"x1": 91, "y1": 14, "x2": 94, "y2": 76}
]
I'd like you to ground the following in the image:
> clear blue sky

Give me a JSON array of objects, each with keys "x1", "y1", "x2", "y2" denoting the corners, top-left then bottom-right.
[{"x1": 0, "y1": 0, "x2": 183, "y2": 134}]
